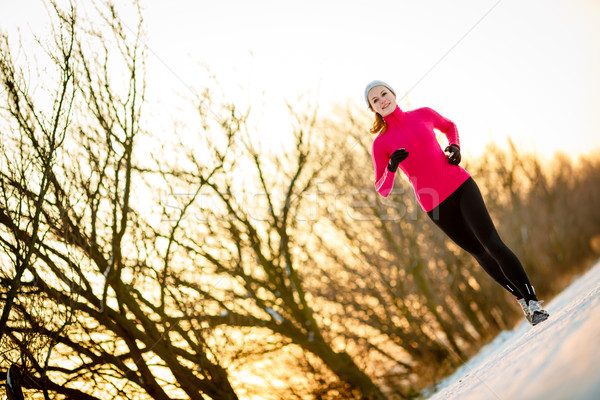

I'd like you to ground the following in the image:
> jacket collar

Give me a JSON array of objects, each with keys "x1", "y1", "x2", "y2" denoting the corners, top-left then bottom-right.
[{"x1": 383, "y1": 106, "x2": 404, "y2": 125}]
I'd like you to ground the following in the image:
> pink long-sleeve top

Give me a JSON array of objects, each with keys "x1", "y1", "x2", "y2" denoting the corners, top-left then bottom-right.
[{"x1": 371, "y1": 106, "x2": 471, "y2": 212}]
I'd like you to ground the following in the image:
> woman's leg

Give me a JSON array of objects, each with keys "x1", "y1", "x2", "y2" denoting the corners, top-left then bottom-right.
[
  {"x1": 457, "y1": 178, "x2": 538, "y2": 302},
  {"x1": 427, "y1": 187, "x2": 524, "y2": 299}
]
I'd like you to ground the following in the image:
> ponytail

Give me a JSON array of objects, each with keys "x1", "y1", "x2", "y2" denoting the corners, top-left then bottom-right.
[{"x1": 369, "y1": 112, "x2": 387, "y2": 135}]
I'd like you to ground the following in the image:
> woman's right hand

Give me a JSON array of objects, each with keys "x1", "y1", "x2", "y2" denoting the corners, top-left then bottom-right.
[{"x1": 388, "y1": 148, "x2": 409, "y2": 172}]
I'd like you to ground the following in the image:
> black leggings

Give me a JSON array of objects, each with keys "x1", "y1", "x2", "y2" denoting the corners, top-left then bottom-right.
[{"x1": 427, "y1": 177, "x2": 537, "y2": 302}]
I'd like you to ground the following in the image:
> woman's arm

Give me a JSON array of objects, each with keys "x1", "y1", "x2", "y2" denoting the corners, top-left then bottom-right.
[
  {"x1": 372, "y1": 141, "x2": 395, "y2": 197},
  {"x1": 426, "y1": 107, "x2": 460, "y2": 148}
]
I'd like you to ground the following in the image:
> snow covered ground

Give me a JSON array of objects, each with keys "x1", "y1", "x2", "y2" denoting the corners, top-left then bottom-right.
[{"x1": 425, "y1": 259, "x2": 600, "y2": 400}]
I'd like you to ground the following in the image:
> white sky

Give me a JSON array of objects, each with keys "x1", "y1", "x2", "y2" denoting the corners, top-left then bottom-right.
[{"x1": 2, "y1": 0, "x2": 600, "y2": 157}]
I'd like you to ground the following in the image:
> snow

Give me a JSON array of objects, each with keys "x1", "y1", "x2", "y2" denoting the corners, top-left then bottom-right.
[{"x1": 425, "y1": 259, "x2": 600, "y2": 400}]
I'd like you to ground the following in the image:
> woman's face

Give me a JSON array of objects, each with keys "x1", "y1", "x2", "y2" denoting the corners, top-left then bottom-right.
[{"x1": 368, "y1": 85, "x2": 396, "y2": 117}]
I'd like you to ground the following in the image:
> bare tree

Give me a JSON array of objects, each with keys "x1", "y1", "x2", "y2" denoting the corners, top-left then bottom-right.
[
  {"x1": 1, "y1": 1, "x2": 239, "y2": 399},
  {"x1": 0, "y1": 3, "x2": 79, "y2": 400},
  {"x1": 150, "y1": 97, "x2": 388, "y2": 399},
  {"x1": 0, "y1": 0, "x2": 75, "y2": 343}
]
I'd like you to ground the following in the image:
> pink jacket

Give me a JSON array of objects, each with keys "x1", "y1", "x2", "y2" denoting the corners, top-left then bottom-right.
[{"x1": 371, "y1": 106, "x2": 470, "y2": 212}]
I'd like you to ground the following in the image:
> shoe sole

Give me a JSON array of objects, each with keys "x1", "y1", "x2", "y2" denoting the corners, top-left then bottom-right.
[{"x1": 531, "y1": 312, "x2": 549, "y2": 326}]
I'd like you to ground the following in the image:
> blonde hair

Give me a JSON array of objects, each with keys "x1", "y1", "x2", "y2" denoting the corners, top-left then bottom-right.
[{"x1": 369, "y1": 109, "x2": 387, "y2": 135}]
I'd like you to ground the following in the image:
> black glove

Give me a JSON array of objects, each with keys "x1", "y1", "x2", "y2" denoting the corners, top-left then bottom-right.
[
  {"x1": 387, "y1": 148, "x2": 409, "y2": 172},
  {"x1": 445, "y1": 144, "x2": 461, "y2": 165}
]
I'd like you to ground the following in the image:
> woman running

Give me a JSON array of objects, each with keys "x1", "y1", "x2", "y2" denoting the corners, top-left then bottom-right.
[{"x1": 365, "y1": 80, "x2": 549, "y2": 325}]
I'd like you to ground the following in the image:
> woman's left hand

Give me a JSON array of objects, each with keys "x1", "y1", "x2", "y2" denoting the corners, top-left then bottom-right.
[{"x1": 445, "y1": 144, "x2": 461, "y2": 165}]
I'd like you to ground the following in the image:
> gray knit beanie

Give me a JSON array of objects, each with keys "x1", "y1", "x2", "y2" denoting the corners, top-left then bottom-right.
[{"x1": 364, "y1": 80, "x2": 395, "y2": 107}]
